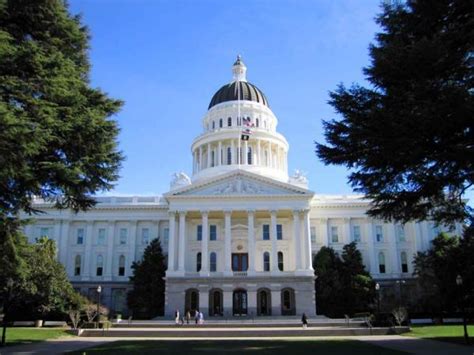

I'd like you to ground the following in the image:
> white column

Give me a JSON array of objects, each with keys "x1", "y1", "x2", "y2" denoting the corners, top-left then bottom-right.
[
  {"x1": 320, "y1": 218, "x2": 329, "y2": 247},
  {"x1": 257, "y1": 140, "x2": 261, "y2": 166},
  {"x1": 178, "y1": 211, "x2": 186, "y2": 272},
  {"x1": 200, "y1": 211, "x2": 209, "y2": 275},
  {"x1": 303, "y1": 210, "x2": 314, "y2": 271},
  {"x1": 218, "y1": 141, "x2": 222, "y2": 166},
  {"x1": 243, "y1": 140, "x2": 248, "y2": 165},
  {"x1": 207, "y1": 143, "x2": 211, "y2": 168},
  {"x1": 367, "y1": 220, "x2": 378, "y2": 274},
  {"x1": 83, "y1": 221, "x2": 93, "y2": 280},
  {"x1": 414, "y1": 222, "x2": 423, "y2": 255},
  {"x1": 224, "y1": 210, "x2": 232, "y2": 274},
  {"x1": 247, "y1": 210, "x2": 256, "y2": 273},
  {"x1": 293, "y1": 210, "x2": 302, "y2": 270},
  {"x1": 59, "y1": 220, "x2": 69, "y2": 266},
  {"x1": 128, "y1": 220, "x2": 137, "y2": 277},
  {"x1": 199, "y1": 146, "x2": 203, "y2": 171},
  {"x1": 270, "y1": 210, "x2": 278, "y2": 272},
  {"x1": 388, "y1": 223, "x2": 399, "y2": 275},
  {"x1": 167, "y1": 211, "x2": 176, "y2": 272},
  {"x1": 105, "y1": 221, "x2": 115, "y2": 280},
  {"x1": 231, "y1": 140, "x2": 235, "y2": 164},
  {"x1": 343, "y1": 218, "x2": 351, "y2": 244},
  {"x1": 268, "y1": 142, "x2": 273, "y2": 168}
]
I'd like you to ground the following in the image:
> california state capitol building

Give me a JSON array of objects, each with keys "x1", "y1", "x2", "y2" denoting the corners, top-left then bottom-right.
[{"x1": 20, "y1": 57, "x2": 462, "y2": 318}]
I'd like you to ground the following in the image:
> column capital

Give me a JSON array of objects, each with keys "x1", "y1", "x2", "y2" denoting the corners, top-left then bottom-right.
[
  {"x1": 224, "y1": 209, "x2": 232, "y2": 215},
  {"x1": 168, "y1": 210, "x2": 177, "y2": 217},
  {"x1": 247, "y1": 209, "x2": 255, "y2": 215},
  {"x1": 178, "y1": 210, "x2": 187, "y2": 217},
  {"x1": 200, "y1": 210, "x2": 209, "y2": 217},
  {"x1": 270, "y1": 210, "x2": 277, "y2": 216}
]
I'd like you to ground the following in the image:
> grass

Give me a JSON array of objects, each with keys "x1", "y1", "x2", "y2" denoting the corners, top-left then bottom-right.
[
  {"x1": 406, "y1": 324, "x2": 474, "y2": 346},
  {"x1": 71, "y1": 339, "x2": 408, "y2": 354},
  {"x1": 2, "y1": 327, "x2": 72, "y2": 346}
]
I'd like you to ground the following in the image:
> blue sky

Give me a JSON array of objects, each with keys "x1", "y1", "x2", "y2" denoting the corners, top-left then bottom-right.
[{"x1": 68, "y1": 0, "x2": 471, "y2": 205}]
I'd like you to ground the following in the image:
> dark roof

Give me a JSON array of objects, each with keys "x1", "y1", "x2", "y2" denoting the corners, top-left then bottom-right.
[{"x1": 208, "y1": 81, "x2": 269, "y2": 110}]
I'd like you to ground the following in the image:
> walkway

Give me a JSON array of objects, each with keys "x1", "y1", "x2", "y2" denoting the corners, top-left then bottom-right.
[{"x1": 0, "y1": 334, "x2": 473, "y2": 355}]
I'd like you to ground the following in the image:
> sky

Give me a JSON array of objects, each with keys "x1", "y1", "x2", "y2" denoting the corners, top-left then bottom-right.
[{"x1": 67, "y1": 0, "x2": 472, "y2": 205}]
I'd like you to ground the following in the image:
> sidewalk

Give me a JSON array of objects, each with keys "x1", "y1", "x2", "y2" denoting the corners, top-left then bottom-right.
[{"x1": 0, "y1": 334, "x2": 473, "y2": 355}]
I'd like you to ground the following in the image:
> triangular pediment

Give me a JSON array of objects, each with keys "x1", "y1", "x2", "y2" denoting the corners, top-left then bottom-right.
[{"x1": 166, "y1": 170, "x2": 312, "y2": 197}]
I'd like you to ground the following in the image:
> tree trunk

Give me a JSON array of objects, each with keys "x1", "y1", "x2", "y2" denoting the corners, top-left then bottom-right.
[{"x1": 1, "y1": 322, "x2": 6, "y2": 346}]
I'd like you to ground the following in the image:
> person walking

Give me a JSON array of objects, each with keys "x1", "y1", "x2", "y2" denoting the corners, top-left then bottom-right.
[
  {"x1": 174, "y1": 309, "x2": 180, "y2": 325},
  {"x1": 199, "y1": 311, "x2": 204, "y2": 325},
  {"x1": 186, "y1": 310, "x2": 191, "y2": 325},
  {"x1": 195, "y1": 310, "x2": 199, "y2": 324},
  {"x1": 301, "y1": 313, "x2": 308, "y2": 329}
]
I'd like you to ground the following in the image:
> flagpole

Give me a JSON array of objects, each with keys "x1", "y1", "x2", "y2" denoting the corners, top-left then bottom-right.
[{"x1": 237, "y1": 64, "x2": 241, "y2": 168}]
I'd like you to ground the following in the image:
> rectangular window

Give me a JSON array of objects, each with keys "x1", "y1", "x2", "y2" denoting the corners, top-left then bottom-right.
[
  {"x1": 210, "y1": 225, "x2": 217, "y2": 241},
  {"x1": 98, "y1": 228, "x2": 106, "y2": 245},
  {"x1": 353, "y1": 225, "x2": 361, "y2": 242},
  {"x1": 118, "y1": 266, "x2": 125, "y2": 276},
  {"x1": 263, "y1": 224, "x2": 270, "y2": 240},
  {"x1": 331, "y1": 226, "x2": 339, "y2": 243},
  {"x1": 277, "y1": 224, "x2": 283, "y2": 240},
  {"x1": 77, "y1": 228, "x2": 84, "y2": 245},
  {"x1": 163, "y1": 228, "x2": 169, "y2": 243},
  {"x1": 197, "y1": 225, "x2": 202, "y2": 241},
  {"x1": 142, "y1": 228, "x2": 150, "y2": 245},
  {"x1": 96, "y1": 266, "x2": 103, "y2": 276},
  {"x1": 119, "y1": 228, "x2": 127, "y2": 245},
  {"x1": 397, "y1": 225, "x2": 406, "y2": 242},
  {"x1": 40, "y1": 227, "x2": 50, "y2": 238},
  {"x1": 310, "y1": 226, "x2": 317, "y2": 243},
  {"x1": 375, "y1": 225, "x2": 383, "y2": 242},
  {"x1": 401, "y1": 263, "x2": 408, "y2": 273},
  {"x1": 379, "y1": 264, "x2": 386, "y2": 273}
]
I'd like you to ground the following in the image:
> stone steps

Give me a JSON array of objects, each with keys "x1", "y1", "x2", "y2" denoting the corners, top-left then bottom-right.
[
  {"x1": 81, "y1": 326, "x2": 410, "y2": 338},
  {"x1": 113, "y1": 321, "x2": 366, "y2": 328}
]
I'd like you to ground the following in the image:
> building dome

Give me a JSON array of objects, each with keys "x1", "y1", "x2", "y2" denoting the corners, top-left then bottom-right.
[{"x1": 208, "y1": 55, "x2": 269, "y2": 109}]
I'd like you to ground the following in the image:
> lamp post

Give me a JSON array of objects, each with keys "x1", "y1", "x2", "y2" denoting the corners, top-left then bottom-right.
[
  {"x1": 456, "y1": 275, "x2": 469, "y2": 345},
  {"x1": 96, "y1": 285, "x2": 102, "y2": 328},
  {"x1": 375, "y1": 283, "x2": 381, "y2": 315},
  {"x1": 396, "y1": 280, "x2": 406, "y2": 308}
]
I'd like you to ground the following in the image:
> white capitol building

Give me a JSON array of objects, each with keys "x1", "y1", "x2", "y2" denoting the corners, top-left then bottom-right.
[{"x1": 21, "y1": 57, "x2": 461, "y2": 317}]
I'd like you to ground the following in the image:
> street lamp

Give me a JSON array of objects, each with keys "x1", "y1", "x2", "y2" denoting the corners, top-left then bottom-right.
[
  {"x1": 396, "y1": 280, "x2": 406, "y2": 307},
  {"x1": 455, "y1": 275, "x2": 469, "y2": 345},
  {"x1": 375, "y1": 283, "x2": 381, "y2": 314},
  {"x1": 96, "y1": 285, "x2": 102, "y2": 328}
]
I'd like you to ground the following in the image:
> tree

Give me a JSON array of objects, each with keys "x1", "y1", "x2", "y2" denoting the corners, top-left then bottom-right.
[
  {"x1": 0, "y1": 0, "x2": 123, "y2": 222},
  {"x1": 127, "y1": 238, "x2": 167, "y2": 318},
  {"x1": 316, "y1": 0, "x2": 473, "y2": 225},
  {"x1": 314, "y1": 243, "x2": 375, "y2": 317}
]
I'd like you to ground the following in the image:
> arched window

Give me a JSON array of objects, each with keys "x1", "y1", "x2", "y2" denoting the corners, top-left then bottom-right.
[
  {"x1": 283, "y1": 290, "x2": 291, "y2": 309},
  {"x1": 401, "y1": 252, "x2": 408, "y2": 273},
  {"x1": 196, "y1": 252, "x2": 202, "y2": 272},
  {"x1": 227, "y1": 117, "x2": 232, "y2": 127},
  {"x1": 263, "y1": 252, "x2": 270, "y2": 272},
  {"x1": 256, "y1": 118, "x2": 259, "y2": 127},
  {"x1": 278, "y1": 251, "x2": 284, "y2": 271},
  {"x1": 210, "y1": 252, "x2": 217, "y2": 272},
  {"x1": 118, "y1": 255, "x2": 126, "y2": 276},
  {"x1": 212, "y1": 120, "x2": 215, "y2": 129},
  {"x1": 248, "y1": 147, "x2": 252, "y2": 165},
  {"x1": 211, "y1": 151, "x2": 215, "y2": 167},
  {"x1": 219, "y1": 118, "x2": 223, "y2": 128},
  {"x1": 74, "y1": 255, "x2": 81, "y2": 276},
  {"x1": 378, "y1": 252, "x2": 386, "y2": 274},
  {"x1": 227, "y1": 147, "x2": 232, "y2": 165},
  {"x1": 96, "y1": 255, "x2": 103, "y2": 276}
]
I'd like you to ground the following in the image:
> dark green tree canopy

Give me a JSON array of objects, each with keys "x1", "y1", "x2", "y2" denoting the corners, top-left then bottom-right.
[
  {"x1": 0, "y1": 0, "x2": 123, "y2": 218},
  {"x1": 127, "y1": 238, "x2": 167, "y2": 318},
  {"x1": 316, "y1": 0, "x2": 473, "y2": 225}
]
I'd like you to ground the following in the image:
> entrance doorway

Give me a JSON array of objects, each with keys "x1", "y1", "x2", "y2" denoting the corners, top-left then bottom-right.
[
  {"x1": 185, "y1": 289, "x2": 199, "y2": 316},
  {"x1": 257, "y1": 289, "x2": 271, "y2": 316},
  {"x1": 233, "y1": 289, "x2": 247, "y2": 316},
  {"x1": 209, "y1": 289, "x2": 223, "y2": 316}
]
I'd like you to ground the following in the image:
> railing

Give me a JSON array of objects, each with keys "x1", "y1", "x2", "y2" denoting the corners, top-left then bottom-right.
[{"x1": 233, "y1": 271, "x2": 248, "y2": 277}]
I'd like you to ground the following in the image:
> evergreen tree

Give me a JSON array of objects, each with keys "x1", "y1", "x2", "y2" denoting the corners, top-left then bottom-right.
[
  {"x1": 314, "y1": 243, "x2": 374, "y2": 317},
  {"x1": 316, "y1": 0, "x2": 473, "y2": 225},
  {"x1": 127, "y1": 238, "x2": 167, "y2": 318},
  {"x1": 0, "y1": 0, "x2": 123, "y2": 223}
]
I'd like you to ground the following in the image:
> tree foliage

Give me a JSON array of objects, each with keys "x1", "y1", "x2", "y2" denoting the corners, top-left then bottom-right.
[
  {"x1": 316, "y1": 0, "x2": 473, "y2": 225},
  {"x1": 0, "y1": 0, "x2": 123, "y2": 219},
  {"x1": 413, "y1": 228, "x2": 474, "y2": 315},
  {"x1": 127, "y1": 238, "x2": 167, "y2": 318},
  {"x1": 314, "y1": 242, "x2": 375, "y2": 317}
]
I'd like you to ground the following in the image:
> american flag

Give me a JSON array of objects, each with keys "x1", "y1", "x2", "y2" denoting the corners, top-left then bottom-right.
[{"x1": 241, "y1": 117, "x2": 254, "y2": 141}]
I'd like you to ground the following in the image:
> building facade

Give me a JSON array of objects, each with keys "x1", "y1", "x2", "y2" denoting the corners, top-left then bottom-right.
[{"x1": 21, "y1": 57, "x2": 462, "y2": 317}]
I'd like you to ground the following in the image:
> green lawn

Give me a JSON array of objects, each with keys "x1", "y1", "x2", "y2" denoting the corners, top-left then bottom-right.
[
  {"x1": 2, "y1": 327, "x2": 72, "y2": 346},
  {"x1": 72, "y1": 339, "x2": 408, "y2": 355},
  {"x1": 406, "y1": 324, "x2": 473, "y2": 346}
]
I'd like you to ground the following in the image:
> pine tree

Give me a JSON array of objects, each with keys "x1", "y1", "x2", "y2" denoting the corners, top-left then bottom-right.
[
  {"x1": 316, "y1": 0, "x2": 473, "y2": 225},
  {"x1": 127, "y1": 238, "x2": 167, "y2": 318}
]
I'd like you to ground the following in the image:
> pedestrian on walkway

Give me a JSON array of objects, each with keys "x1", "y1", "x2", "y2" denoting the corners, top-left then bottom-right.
[
  {"x1": 195, "y1": 310, "x2": 199, "y2": 324},
  {"x1": 174, "y1": 309, "x2": 180, "y2": 325},
  {"x1": 301, "y1": 312, "x2": 308, "y2": 329},
  {"x1": 186, "y1": 310, "x2": 191, "y2": 324}
]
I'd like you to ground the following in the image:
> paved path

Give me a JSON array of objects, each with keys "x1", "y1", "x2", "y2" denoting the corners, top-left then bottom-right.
[{"x1": 0, "y1": 335, "x2": 473, "y2": 355}]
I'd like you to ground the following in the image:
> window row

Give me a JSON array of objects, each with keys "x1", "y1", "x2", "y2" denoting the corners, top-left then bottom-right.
[
  {"x1": 309, "y1": 224, "x2": 408, "y2": 244},
  {"x1": 208, "y1": 116, "x2": 268, "y2": 130},
  {"x1": 378, "y1": 251, "x2": 409, "y2": 274},
  {"x1": 195, "y1": 224, "x2": 283, "y2": 241},
  {"x1": 73, "y1": 227, "x2": 169, "y2": 246},
  {"x1": 195, "y1": 251, "x2": 285, "y2": 272},
  {"x1": 74, "y1": 254, "x2": 127, "y2": 277}
]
